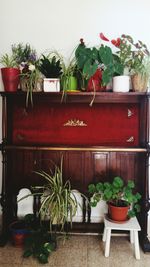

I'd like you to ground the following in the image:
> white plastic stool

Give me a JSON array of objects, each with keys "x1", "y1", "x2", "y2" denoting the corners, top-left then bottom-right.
[{"x1": 102, "y1": 216, "x2": 141, "y2": 260}]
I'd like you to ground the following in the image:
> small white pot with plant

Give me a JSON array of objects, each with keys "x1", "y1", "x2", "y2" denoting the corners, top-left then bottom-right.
[{"x1": 39, "y1": 53, "x2": 62, "y2": 92}]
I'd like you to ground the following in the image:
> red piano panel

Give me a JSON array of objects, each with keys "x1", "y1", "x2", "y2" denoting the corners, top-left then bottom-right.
[{"x1": 12, "y1": 103, "x2": 139, "y2": 147}]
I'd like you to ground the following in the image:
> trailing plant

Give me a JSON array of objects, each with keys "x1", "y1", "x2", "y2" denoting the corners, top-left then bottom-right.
[
  {"x1": 11, "y1": 214, "x2": 56, "y2": 264},
  {"x1": 23, "y1": 226, "x2": 56, "y2": 264},
  {"x1": 20, "y1": 67, "x2": 41, "y2": 106},
  {"x1": 88, "y1": 176, "x2": 141, "y2": 217}
]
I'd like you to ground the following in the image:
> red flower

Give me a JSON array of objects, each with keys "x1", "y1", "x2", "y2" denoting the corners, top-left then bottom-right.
[
  {"x1": 99, "y1": 33, "x2": 109, "y2": 42},
  {"x1": 111, "y1": 38, "x2": 121, "y2": 47}
]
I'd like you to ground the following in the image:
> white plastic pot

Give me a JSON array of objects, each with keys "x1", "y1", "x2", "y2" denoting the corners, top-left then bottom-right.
[
  {"x1": 43, "y1": 78, "x2": 60, "y2": 92},
  {"x1": 113, "y1": 75, "x2": 130, "y2": 92}
]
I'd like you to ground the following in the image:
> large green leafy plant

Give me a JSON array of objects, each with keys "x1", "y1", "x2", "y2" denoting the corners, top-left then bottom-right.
[
  {"x1": 88, "y1": 176, "x2": 141, "y2": 217},
  {"x1": 23, "y1": 226, "x2": 56, "y2": 264},
  {"x1": 75, "y1": 38, "x2": 123, "y2": 86}
]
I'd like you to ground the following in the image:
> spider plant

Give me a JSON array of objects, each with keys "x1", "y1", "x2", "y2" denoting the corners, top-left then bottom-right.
[{"x1": 19, "y1": 158, "x2": 78, "y2": 233}]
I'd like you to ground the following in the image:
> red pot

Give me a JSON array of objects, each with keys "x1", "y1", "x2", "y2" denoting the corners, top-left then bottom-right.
[
  {"x1": 86, "y1": 69, "x2": 106, "y2": 92},
  {"x1": 12, "y1": 233, "x2": 26, "y2": 247},
  {"x1": 9, "y1": 221, "x2": 29, "y2": 247},
  {"x1": 1, "y1": 67, "x2": 20, "y2": 92},
  {"x1": 108, "y1": 202, "x2": 129, "y2": 221}
]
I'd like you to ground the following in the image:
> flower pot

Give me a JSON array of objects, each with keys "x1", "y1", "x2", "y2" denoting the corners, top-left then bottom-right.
[
  {"x1": 113, "y1": 75, "x2": 130, "y2": 92},
  {"x1": 9, "y1": 221, "x2": 29, "y2": 247},
  {"x1": 1, "y1": 67, "x2": 20, "y2": 92},
  {"x1": 108, "y1": 202, "x2": 129, "y2": 222},
  {"x1": 43, "y1": 78, "x2": 60, "y2": 92},
  {"x1": 131, "y1": 74, "x2": 148, "y2": 92},
  {"x1": 86, "y1": 69, "x2": 106, "y2": 92},
  {"x1": 65, "y1": 76, "x2": 77, "y2": 91},
  {"x1": 20, "y1": 77, "x2": 43, "y2": 92}
]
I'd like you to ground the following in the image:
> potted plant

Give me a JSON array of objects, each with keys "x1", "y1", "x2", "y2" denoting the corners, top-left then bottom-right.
[
  {"x1": 9, "y1": 213, "x2": 37, "y2": 247},
  {"x1": 99, "y1": 33, "x2": 133, "y2": 92},
  {"x1": 0, "y1": 53, "x2": 20, "y2": 92},
  {"x1": 19, "y1": 158, "x2": 78, "y2": 233},
  {"x1": 118, "y1": 34, "x2": 150, "y2": 92},
  {"x1": 23, "y1": 226, "x2": 56, "y2": 264},
  {"x1": 22, "y1": 214, "x2": 56, "y2": 264},
  {"x1": 88, "y1": 176, "x2": 141, "y2": 222},
  {"x1": 61, "y1": 57, "x2": 79, "y2": 92},
  {"x1": 100, "y1": 33, "x2": 150, "y2": 92},
  {"x1": 11, "y1": 43, "x2": 42, "y2": 106},
  {"x1": 34, "y1": 160, "x2": 78, "y2": 231},
  {"x1": 39, "y1": 53, "x2": 62, "y2": 92},
  {"x1": 9, "y1": 213, "x2": 56, "y2": 264},
  {"x1": 75, "y1": 37, "x2": 124, "y2": 92}
]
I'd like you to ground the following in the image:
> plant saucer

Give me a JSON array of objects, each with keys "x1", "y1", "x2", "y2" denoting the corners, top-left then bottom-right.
[
  {"x1": 105, "y1": 214, "x2": 130, "y2": 224},
  {"x1": 66, "y1": 90, "x2": 81, "y2": 92}
]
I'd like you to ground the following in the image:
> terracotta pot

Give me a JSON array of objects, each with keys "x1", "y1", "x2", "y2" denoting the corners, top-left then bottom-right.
[
  {"x1": 108, "y1": 202, "x2": 129, "y2": 221},
  {"x1": 131, "y1": 74, "x2": 148, "y2": 92},
  {"x1": 1, "y1": 67, "x2": 20, "y2": 92}
]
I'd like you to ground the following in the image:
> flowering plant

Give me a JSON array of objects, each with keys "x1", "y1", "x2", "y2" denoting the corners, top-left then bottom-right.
[
  {"x1": 100, "y1": 33, "x2": 150, "y2": 75},
  {"x1": 12, "y1": 43, "x2": 41, "y2": 105}
]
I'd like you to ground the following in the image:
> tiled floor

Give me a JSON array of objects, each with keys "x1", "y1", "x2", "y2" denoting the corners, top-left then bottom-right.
[{"x1": 0, "y1": 234, "x2": 150, "y2": 267}]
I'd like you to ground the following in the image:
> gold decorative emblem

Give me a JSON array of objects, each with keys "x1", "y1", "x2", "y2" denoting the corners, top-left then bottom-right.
[
  {"x1": 63, "y1": 119, "x2": 87, "y2": 127},
  {"x1": 126, "y1": 136, "x2": 134, "y2": 142},
  {"x1": 128, "y1": 109, "x2": 134, "y2": 117}
]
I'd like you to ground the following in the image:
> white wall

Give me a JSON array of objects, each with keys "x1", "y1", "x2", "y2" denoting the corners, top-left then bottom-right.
[
  {"x1": 0, "y1": 0, "x2": 150, "y2": 230},
  {"x1": 0, "y1": 0, "x2": 150, "y2": 58}
]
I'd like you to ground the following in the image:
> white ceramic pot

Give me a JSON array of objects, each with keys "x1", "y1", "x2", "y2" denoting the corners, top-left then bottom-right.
[
  {"x1": 43, "y1": 78, "x2": 60, "y2": 92},
  {"x1": 113, "y1": 75, "x2": 130, "y2": 92}
]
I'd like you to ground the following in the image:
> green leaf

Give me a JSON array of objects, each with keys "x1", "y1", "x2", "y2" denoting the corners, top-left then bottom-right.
[
  {"x1": 88, "y1": 184, "x2": 96, "y2": 193},
  {"x1": 99, "y1": 46, "x2": 113, "y2": 66},
  {"x1": 114, "y1": 62, "x2": 124, "y2": 75},
  {"x1": 103, "y1": 188, "x2": 112, "y2": 201},
  {"x1": 128, "y1": 210, "x2": 135, "y2": 217},
  {"x1": 90, "y1": 200, "x2": 98, "y2": 207},
  {"x1": 134, "y1": 204, "x2": 141, "y2": 212},
  {"x1": 127, "y1": 180, "x2": 135, "y2": 189},
  {"x1": 23, "y1": 249, "x2": 33, "y2": 258},
  {"x1": 83, "y1": 60, "x2": 98, "y2": 78},
  {"x1": 96, "y1": 182, "x2": 104, "y2": 192},
  {"x1": 135, "y1": 192, "x2": 142, "y2": 200},
  {"x1": 102, "y1": 68, "x2": 113, "y2": 85},
  {"x1": 113, "y1": 177, "x2": 124, "y2": 188},
  {"x1": 38, "y1": 253, "x2": 48, "y2": 264}
]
